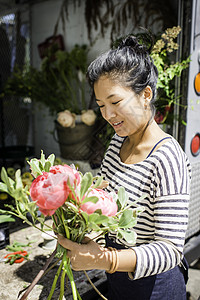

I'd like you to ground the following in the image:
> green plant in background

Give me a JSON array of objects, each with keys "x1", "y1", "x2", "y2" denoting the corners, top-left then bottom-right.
[
  {"x1": 1, "y1": 44, "x2": 89, "y2": 115},
  {"x1": 151, "y1": 26, "x2": 190, "y2": 125},
  {"x1": 0, "y1": 210, "x2": 15, "y2": 224}
]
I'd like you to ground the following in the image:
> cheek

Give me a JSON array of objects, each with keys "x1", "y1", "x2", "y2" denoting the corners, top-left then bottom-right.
[
  {"x1": 125, "y1": 101, "x2": 145, "y2": 120},
  {"x1": 99, "y1": 108, "x2": 108, "y2": 120}
]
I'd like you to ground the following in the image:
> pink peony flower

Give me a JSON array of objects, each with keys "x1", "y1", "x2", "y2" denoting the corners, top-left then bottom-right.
[
  {"x1": 80, "y1": 188, "x2": 118, "y2": 216},
  {"x1": 50, "y1": 165, "x2": 81, "y2": 187},
  {"x1": 30, "y1": 165, "x2": 79, "y2": 216},
  {"x1": 38, "y1": 207, "x2": 56, "y2": 216}
]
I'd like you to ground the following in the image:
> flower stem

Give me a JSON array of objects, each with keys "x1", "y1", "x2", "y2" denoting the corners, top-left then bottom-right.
[
  {"x1": 63, "y1": 250, "x2": 81, "y2": 300},
  {"x1": 59, "y1": 267, "x2": 66, "y2": 300},
  {"x1": 83, "y1": 270, "x2": 108, "y2": 300},
  {"x1": 47, "y1": 259, "x2": 64, "y2": 300},
  {"x1": 61, "y1": 209, "x2": 70, "y2": 239}
]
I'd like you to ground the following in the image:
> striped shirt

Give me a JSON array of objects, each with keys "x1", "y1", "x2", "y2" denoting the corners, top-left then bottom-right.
[{"x1": 98, "y1": 134, "x2": 191, "y2": 280}]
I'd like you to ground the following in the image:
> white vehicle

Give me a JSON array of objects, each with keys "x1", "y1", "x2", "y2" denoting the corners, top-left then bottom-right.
[{"x1": 183, "y1": 0, "x2": 200, "y2": 264}]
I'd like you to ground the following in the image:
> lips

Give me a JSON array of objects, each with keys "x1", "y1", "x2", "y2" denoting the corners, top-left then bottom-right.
[{"x1": 112, "y1": 121, "x2": 123, "y2": 128}]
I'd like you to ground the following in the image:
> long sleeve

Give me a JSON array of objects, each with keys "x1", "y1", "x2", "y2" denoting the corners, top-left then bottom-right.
[
  {"x1": 131, "y1": 141, "x2": 191, "y2": 279},
  {"x1": 98, "y1": 134, "x2": 191, "y2": 280}
]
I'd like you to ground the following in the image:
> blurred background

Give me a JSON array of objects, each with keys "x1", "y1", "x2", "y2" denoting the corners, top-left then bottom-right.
[
  {"x1": 0, "y1": 1, "x2": 200, "y2": 298},
  {"x1": 0, "y1": 0, "x2": 196, "y2": 169}
]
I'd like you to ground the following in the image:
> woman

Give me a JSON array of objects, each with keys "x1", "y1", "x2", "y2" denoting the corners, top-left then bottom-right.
[{"x1": 58, "y1": 35, "x2": 191, "y2": 299}]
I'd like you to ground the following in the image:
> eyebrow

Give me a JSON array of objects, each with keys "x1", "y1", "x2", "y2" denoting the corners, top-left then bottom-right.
[{"x1": 95, "y1": 94, "x2": 121, "y2": 101}]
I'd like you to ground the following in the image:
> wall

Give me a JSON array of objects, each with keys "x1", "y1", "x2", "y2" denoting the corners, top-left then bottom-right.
[{"x1": 30, "y1": 0, "x2": 112, "y2": 158}]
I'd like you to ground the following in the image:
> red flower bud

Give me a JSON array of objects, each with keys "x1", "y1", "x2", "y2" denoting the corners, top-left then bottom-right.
[
  {"x1": 30, "y1": 165, "x2": 79, "y2": 216},
  {"x1": 80, "y1": 188, "x2": 118, "y2": 216}
]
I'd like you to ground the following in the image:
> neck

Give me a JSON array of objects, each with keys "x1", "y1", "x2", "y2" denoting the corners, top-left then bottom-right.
[
  {"x1": 126, "y1": 120, "x2": 166, "y2": 150},
  {"x1": 120, "y1": 120, "x2": 169, "y2": 164}
]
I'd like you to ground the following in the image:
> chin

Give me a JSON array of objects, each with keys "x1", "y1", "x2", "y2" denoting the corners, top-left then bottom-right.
[{"x1": 114, "y1": 130, "x2": 128, "y2": 137}]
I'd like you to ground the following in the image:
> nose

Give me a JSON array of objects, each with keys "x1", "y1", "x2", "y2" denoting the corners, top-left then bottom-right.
[{"x1": 103, "y1": 105, "x2": 117, "y2": 120}]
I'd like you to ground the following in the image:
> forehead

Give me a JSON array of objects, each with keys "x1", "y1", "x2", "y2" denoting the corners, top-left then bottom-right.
[{"x1": 94, "y1": 75, "x2": 133, "y2": 99}]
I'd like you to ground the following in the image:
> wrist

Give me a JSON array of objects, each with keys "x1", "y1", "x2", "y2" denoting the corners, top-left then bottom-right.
[
  {"x1": 117, "y1": 249, "x2": 136, "y2": 273},
  {"x1": 106, "y1": 247, "x2": 119, "y2": 273},
  {"x1": 105, "y1": 247, "x2": 136, "y2": 273}
]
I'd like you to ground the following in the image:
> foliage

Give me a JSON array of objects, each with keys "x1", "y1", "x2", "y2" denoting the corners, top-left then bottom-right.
[
  {"x1": 0, "y1": 210, "x2": 15, "y2": 224},
  {"x1": 150, "y1": 26, "x2": 190, "y2": 125},
  {"x1": 0, "y1": 151, "x2": 144, "y2": 299},
  {"x1": 1, "y1": 44, "x2": 89, "y2": 115}
]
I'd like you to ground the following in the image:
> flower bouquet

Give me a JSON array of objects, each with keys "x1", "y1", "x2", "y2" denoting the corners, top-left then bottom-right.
[{"x1": 0, "y1": 151, "x2": 144, "y2": 300}]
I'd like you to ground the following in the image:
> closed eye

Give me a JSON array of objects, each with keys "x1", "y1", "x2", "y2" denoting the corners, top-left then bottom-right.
[
  {"x1": 95, "y1": 99, "x2": 104, "y2": 108},
  {"x1": 98, "y1": 104, "x2": 105, "y2": 108},
  {"x1": 112, "y1": 100, "x2": 122, "y2": 104},
  {"x1": 96, "y1": 99, "x2": 122, "y2": 108}
]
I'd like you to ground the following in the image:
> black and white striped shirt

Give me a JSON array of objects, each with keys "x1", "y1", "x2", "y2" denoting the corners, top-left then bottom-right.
[{"x1": 99, "y1": 134, "x2": 191, "y2": 280}]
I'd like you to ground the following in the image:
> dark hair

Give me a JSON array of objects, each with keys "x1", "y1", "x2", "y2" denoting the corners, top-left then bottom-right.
[{"x1": 87, "y1": 35, "x2": 158, "y2": 115}]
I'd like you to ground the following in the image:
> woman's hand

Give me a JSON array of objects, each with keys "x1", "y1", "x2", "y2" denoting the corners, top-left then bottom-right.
[
  {"x1": 98, "y1": 180, "x2": 109, "y2": 189},
  {"x1": 57, "y1": 235, "x2": 111, "y2": 271}
]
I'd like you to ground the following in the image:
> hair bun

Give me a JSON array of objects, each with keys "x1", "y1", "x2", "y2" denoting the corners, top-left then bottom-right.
[
  {"x1": 119, "y1": 36, "x2": 138, "y2": 48},
  {"x1": 117, "y1": 34, "x2": 150, "y2": 54}
]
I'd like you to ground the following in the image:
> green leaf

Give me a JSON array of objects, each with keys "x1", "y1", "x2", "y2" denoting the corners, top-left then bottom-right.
[
  {"x1": 94, "y1": 209, "x2": 102, "y2": 215},
  {"x1": 27, "y1": 201, "x2": 38, "y2": 216},
  {"x1": 0, "y1": 209, "x2": 11, "y2": 214},
  {"x1": 88, "y1": 222, "x2": 101, "y2": 231},
  {"x1": 117, "y1": 229, "x2": 137, "y2": 244},
  {"x1": 81, "y1": 211, "x2": 89, "y2": 224},
  {"x1": 0, "y1": 215, "x2": 15, "y2": 223},
  {"x1": 92, "y1": 176, "x2": 103, "y2": 189},
  {"x1": 0, "y1": 182, "x2": 9, "y2": 193},
  {"x1": 37, "y1": 215, "x2": 46, "y2": 224},
  {"x1": 119, "y1": 210, "x2": 135, "y2": 228},
  {"x1": 132, "y1": 206, "x2": 145, "y2": 218},
  {"x1": 28, "y1": 159, "x2": 43, "y2": 177},
  {"x1": 81, "y1": 196, "x2": 98, "y2": 205},
  {"x1": 64, "y1": 201, "x2": 79, "y2": 213},
  {"x1": 181, "y1": 120, "x2": 187, "y2": 126},
  {"x1": 40, "y1": 150, "x2": 45, "y2": 166},
  {"x1": 80, "y1": 172, "x2": 93, "y2": 199},
  {"x1": 38, "y1": 160, "x2": 44, "y2": 171},
  {"x1": 88, "y1": 213, "x2": 109, "y2": 226},
  {"x1": 88, "y1": 213, "x2": 99, "y2": 223},
  {"x1": 117, "y1": 187, "x2": 128, "y2": 208},
  {"x1": 44, "y1": 161, "x2": 51, "y2": 172},
  {"x1": 15, "y1": 169, "x2": 23, "y2": 189},
  {"x1": 47, "y1": 153, "x2": 55, "y2": 166},
  {"x1": 1, "y1": 167, "x2": 11, "y2": 188},
  {"x1": 95, "y1": 214, "x2": 109, "y2": 224}
]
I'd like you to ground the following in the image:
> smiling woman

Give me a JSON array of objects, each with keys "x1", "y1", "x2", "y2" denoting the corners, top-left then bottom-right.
[
  {"x1": 94, "y1": 76, "x2": 152, "y2": 138},
  {"x1": 58, "y1": 35, "x2": 192, "y2": 300}
]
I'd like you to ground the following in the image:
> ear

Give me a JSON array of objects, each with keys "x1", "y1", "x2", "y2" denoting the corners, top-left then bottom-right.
[{"x1": 143, "y1": 86, "x2": 153, "y2": 102}]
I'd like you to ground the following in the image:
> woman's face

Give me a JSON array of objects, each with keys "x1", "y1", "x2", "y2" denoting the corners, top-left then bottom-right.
[{"x1": 94, "y1": 76, "x2": 152, "y2": 137}]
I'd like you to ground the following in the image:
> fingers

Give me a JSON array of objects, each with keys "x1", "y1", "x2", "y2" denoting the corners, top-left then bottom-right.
[
  {"x1": 57, "y1": 235, "x2": 76, "y2": 251},
  {"x1": 98, "y1": 180, "x2": 109, "y2": 189},
  {"x1": 81, "y1": 236, "x2": 92, "y2": 244}
]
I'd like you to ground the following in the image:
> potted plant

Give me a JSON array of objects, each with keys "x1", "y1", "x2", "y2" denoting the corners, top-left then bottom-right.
[
  {"x1": 0, "y1": 166, "x2": 33, "y2": 250},
  {"x1": 150, "y1": 26, "x2": 190, "y2": 128},
  {"x1": 0, "y1": 192, "x2": 15, "y2": 250},
  {"x1": 0, "y1": 212, "x2": 15, "y2": 249},
  {"x1": 1, "y1": 44, "x2": 97, "y2": 160}
]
